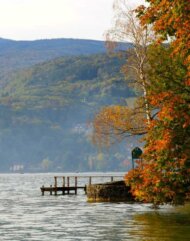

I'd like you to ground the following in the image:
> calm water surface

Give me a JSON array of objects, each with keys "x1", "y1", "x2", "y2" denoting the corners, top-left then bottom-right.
[{"x1": 0, "y1": 173, "x2": 190, "y2": 241}]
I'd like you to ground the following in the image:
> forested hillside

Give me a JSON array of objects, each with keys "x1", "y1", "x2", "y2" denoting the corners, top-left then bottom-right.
[
  {"x1": 0, "y1": 38, "x2": 130, "y2": 86},
  {"x1": 0, "y1": 52, "x2": 136, "y2": 172}
]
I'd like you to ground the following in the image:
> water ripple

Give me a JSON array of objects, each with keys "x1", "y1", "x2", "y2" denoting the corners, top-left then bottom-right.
[{"x1": 0, "y1": 173, "x2": 190, "y2": 240}]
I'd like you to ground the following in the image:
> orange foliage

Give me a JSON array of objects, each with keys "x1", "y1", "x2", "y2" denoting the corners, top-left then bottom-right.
[
  {"x1": 125, "y1": 2, "x2": 190, "y2": 204},
  {"x1": 136, "y1": 0, "x2": 190, "y2": 85}
]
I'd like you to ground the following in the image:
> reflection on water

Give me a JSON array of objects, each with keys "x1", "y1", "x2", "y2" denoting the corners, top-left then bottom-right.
[
  {"x1": 131, "y1": 204, "x2": 190, "y2": 241},
  {"x1": 0, "y1": 173, "x2": 190, "y2": 240}
]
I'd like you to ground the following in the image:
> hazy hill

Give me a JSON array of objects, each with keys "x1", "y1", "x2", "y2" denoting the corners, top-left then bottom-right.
[
  {"x1": 0, "y1": 37, "x2": 131, "y2": 85},
  {"x1": 0, "y1": 53, "x2": 136, "y2": 172},
  {"x1": 0, "y1": 53, "x2": 133, "y2": 110}
]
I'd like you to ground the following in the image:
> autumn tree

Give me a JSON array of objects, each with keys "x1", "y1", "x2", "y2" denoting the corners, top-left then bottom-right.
[
  {"x1": 126, "y1": 45, "x2": 190, "y2": 205},
  {"x1": 93, "y1": 0, "x2": 190, "y2": 205},
  {"x1": 125, "y1": 0, "x2": 190, "y2": 205},
  {"x1": 93, "y1": 105, "x2": 147, "y2": 146}
]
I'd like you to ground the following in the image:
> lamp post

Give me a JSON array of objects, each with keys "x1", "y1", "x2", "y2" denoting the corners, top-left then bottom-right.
[{"x1": 131, "y1": 147, "x2": 143, "y2": 169}]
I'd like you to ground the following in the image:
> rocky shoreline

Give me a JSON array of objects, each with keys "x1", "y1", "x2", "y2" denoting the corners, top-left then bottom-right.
[{"x1": 86, "y1": 180, "x2": 135, "y2": 202}]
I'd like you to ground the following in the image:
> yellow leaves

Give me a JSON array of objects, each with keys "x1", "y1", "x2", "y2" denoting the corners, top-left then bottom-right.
[
  {"x1": 133, "y1": 189, "x2": 144, "y2": 199},
  {"x1": 92, "y1": 105, "x2": 147, "y2": 146}
]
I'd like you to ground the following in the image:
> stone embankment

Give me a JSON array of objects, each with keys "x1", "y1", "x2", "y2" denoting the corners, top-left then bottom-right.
[{"x1": 86, "y1": 180, "x2": 135, "y2": 202}]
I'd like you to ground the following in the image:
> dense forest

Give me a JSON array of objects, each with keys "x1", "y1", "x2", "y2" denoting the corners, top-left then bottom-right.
[
  {"x1": 0, "y1": 39, "x2": 136, "y2": 172},
  {"x1": 0, "y1": 38, "x2": 130, "y2": 86}
]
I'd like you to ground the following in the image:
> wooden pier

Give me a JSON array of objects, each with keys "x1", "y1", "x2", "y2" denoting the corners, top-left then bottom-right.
[{"x1": 40, "y1": 175, "x2": 124, "y2": 196}]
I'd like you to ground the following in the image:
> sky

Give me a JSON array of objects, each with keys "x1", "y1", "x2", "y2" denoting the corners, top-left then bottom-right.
[{"x1": 0, "y1": 0, "x2": 145, "y2": 41}]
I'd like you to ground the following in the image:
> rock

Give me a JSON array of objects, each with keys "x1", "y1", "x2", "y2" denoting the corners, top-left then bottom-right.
[{"x1": 86, "y1": 180, "x2": 135, "y2": 202}]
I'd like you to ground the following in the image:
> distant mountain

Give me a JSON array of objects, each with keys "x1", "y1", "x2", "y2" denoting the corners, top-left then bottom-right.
[
  {"x1": 0, "y1": 37, "x2": 131, "y2": 85},
  {"x1": 0, "y1": 52, "x2": 136, "y2": 173}
]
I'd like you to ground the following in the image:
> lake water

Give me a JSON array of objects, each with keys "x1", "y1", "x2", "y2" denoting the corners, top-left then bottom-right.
[{"x1": 0, "y1": 173, "x2": 190, "y2": 241}]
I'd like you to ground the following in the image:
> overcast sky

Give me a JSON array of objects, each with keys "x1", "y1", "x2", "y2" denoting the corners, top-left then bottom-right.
[{"x1": 0, "y1": 0, "x2": 145, "y2": 41}]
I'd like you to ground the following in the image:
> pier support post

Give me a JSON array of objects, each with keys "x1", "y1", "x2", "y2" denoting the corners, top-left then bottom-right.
[
  {"x1": 75, "y1": 176, "x2": 77, "y2": 195},
  {"x1": 54, "y1": 176, "x2": 57, "y2": 195},
  {"x1": 89, "y1": 177, "x2": 92, "y2": 185},
  {"x1": 84, "y1": 185, "x2": 87, "y2": 194},
  {"x1": 67, "y1": 177, "x2": 70, "y2": 194},
  {"x1": 41, "y1": 185, "x2": 44, "y2": 196},
  {"x1": 62, "y1": 177, "x2": 65, "y2": 195}
]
